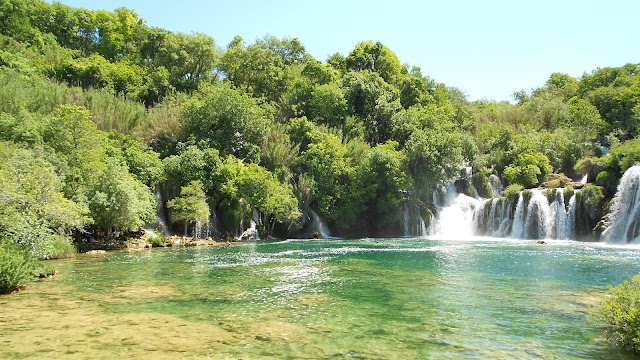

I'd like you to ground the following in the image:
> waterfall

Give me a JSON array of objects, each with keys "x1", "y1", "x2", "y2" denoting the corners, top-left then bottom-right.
[
  {"x1": 524, "y1": 190, "x2": 553, "y2": 239},
  {"x1": 552, "y1": 189, "x2": 567, "y2": 239},
  {"x1": 431, "y1": 181, "x2": 578, "y2": 240},
  {"x1": 403, "y1": 205, "x2": 410, "y2": 237},
  {"x1": 432, "y1": 181, "x2": 480, "y2": 239},
  {"x1": 145, "y1": 188, "x2": 170, "y2": 237},
  {"x1": 489, "y1": 175, "x2": 503, "y2": 197},
  {"x1": 510, "y1": 193, "x2": 526, "y2": 238},
  {"x1": 237, "y1": 209, "x2": 261, "y2": 241},
  {"x1": 402, "y1": 204, "x2": 428, "y2": 237},
  {"x1": 580, "y1": 174, "x2": 588, "y2": 185},
  {"x1": 417, "y1": 213, "x2": 428, "y2": 237},
  {"x1": 309, "y1": 209, "x2": 332, "y2": 239},
  {"x1": 603, "y1": 165, "x2": 640, "y2": 243}
]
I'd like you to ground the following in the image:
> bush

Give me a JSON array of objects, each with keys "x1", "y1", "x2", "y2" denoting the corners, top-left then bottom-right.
[
  {"x1": 503, "y1": 183, "x2": 524, "y2": 201},
  {"x1": 48, "y1": 235, "x2": 77, "y2": 259},
  {"x1": 0, "y1": 240, "x2": 37, "y2": 294},
  {"x1": 596, "y1": 275, "x2": 640, "y2": 353}
]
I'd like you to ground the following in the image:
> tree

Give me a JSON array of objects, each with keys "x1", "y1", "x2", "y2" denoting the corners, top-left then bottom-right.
[
  {"x1": 43, "y1": 104, "x2": 106, "y2": 197},
  {"x1": 180, "y1": 84, "x2": 271, "y2": 162},
  {"x1": 86, "y1": 158, "x2": 155, "y2": 237},
  {"x1": 167, "y1": 180, "x2": 210, "y2": 236},
  {"x1": 0, "y1": 142, "x2": 87, "y2": 259},
  {"x1": 309, "y1": 83, "x2": 347, "y2": 127},
  {"x1": 232, "y1": 163, "x2": 300, "y2": 227},
  {"x1": 219, "y1": 36, "x2": 294, "y2": 103},
  {"x1": 341, "y1": 141, "x2": 412, "y2": 230},
  {"x1": 346, "y1": 41, "x2": 404, "y2": 84},
  {"x1": 503, "y1": 151, "x2": 553, "y2": 188}
]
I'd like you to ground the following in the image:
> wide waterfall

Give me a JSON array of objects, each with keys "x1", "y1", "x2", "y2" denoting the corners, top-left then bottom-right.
[
  {"x1": 602, "y1": 165, "x2": 640, "y2": 243},
  {"x1": 432, "y1": 179, "x2": 578, "y2": 240}
]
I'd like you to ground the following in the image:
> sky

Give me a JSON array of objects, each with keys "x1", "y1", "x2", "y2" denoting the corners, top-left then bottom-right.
[{"x1": 54, "y1": 0, "x2": 640, "y2": 102}]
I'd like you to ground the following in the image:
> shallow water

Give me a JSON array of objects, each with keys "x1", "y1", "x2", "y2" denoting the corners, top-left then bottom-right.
[{"x1": 1, "y1": 238, "x2": 639, "y2": 359}]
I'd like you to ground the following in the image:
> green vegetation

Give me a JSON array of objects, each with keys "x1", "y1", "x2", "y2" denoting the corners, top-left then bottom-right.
[
  {"x1": 0, "y1": 240, "x2": 36, "y2": 294},
  {"x1": 596, "y1": 275, "x2": 640, "y2": 353},
  {"x1": 167, "y1": 180, "x2": 210, "y2": 236},
  {"x1": 1, "y1": 0, "x2": 640, "y2": 291}
]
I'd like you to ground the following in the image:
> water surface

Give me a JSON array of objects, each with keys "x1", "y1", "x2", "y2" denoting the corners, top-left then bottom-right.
[{"x1": 1, "y1": 238, "x2": 638, "y2": 359}]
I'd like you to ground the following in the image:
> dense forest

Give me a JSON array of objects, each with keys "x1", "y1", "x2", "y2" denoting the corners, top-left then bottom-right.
[{"x1": 1, "y1": 0, "x2": 640, "y2": 263}]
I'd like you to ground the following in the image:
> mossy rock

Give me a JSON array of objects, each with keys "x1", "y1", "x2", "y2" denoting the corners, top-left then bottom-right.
[
  {"x1": 472, "y1": 173, "x2": 493, "y2": 198},
  {"x1": 454, "y1": 179, "x2": 475, "y2": 197}
]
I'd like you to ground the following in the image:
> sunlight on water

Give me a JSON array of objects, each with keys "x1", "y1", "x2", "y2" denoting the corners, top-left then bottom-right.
[{"x1": 0, "y1": 238, "x2": 638, "y2": 359}]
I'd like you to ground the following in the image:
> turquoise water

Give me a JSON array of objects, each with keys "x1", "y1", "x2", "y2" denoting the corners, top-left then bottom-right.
[{"x1": 1, "y1": 238, "x2": 639, "y2": 359}]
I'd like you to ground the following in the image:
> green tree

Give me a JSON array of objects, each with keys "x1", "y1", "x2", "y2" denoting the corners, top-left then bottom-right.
[
  {"x1": 309, "y1": 83, "x2": 348, "y2": 127},
  {"x1": 180, "y1": 84, "x2": 271, "y2": 162},
  {"x1": 167, "y1": 180, "x2": 210, "y2": 236},
  {"x1": 595, "y1": 275, "x2": 640, "y2": 353},
  {"x1": 346, "y1": 41, "x2": 404, "y2": 84},
  {"x1": 86, "y1": 158, "x2": 155, "y2": 237},
  {"x1": 43, "y1": 104, "x2": 106, "y2": 196},
  {"x1": 0, "y1": 142, "x2": 87, "y2": 259},
  {"x1": 503, "y1": 151, "x2": 553, "y2": 188}
]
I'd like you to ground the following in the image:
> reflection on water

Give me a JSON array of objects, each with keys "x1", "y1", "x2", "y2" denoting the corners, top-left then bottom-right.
[{"x1": 1, "y1": 238, "x2": 639, "y2": 359}]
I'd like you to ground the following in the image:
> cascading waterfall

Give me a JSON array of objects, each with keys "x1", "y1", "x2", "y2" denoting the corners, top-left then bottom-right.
[
  {"x1": 603, "y1": 165, "x2": 640, "y2": 243},
  {"x1": 580, "y1": 174, "x2": 588, "y2": 185},
  {"x1": 432, "y1": 181, "x2": 480, "y2": 239},
  {"x1": 432, "y1": 180, "x2": 579, "y2": 240},
  {"x1": 523, "y1": 190, "x2": 553, "y2": 239}
]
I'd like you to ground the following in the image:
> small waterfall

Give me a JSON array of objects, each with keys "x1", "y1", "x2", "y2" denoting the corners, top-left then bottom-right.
[
  {"x1": 403, "y1": 204, "x2": 428, "y2": 237},
  {"x1": 310, "y1": 209, "x2": 332, "y2": 239},
  {"x1": 552, "y1": 189, "x2": 568, "y2": 239},
  {"x1": 486, "y1": 198, "x2": 499, "y2": 234},
  {"x1": 403, "y1": 205, "x2": 410, "y2": 237},
  {"x1": 603, "y1": 165, "x2": 640, "y2": 243},
  {"x1": 146, "y1": 188, "x2": 170, "y2": 237},
  {"x1": 417, "y1": 213, "x2": 428, "y2": 237},
  {"x1": 489, "y1": 175, "x2": 503, "y2": 197},
  {"x1": 567, "y1": 193, "x2": 577, "y2": 240},
  {"x1": 237, "y1": 209, "x2": 261, "y2": 241},
  {"x1": 580, "y1": 174, "x2": 588, "y2": 185}
]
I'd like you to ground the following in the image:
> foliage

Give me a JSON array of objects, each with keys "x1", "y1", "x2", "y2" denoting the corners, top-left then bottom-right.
[
  {"x1": 610, "y1": 137, "x2": 640, "y2": 173},
  {"x1": 180, "y1": 84, "x2": 271, "y2": 162},
  {"x1": 167, "y1": 180, "x2": 210, "y2": 232},
  {"x1": 595, "y1": 275, "x2": 640, "y2": 353},
  {"x1": 0, "y1": 142, "x2": 87, "y2": 259},
  {"x1": 579, "y1": 185, "x2": 605, "y2": 220},
  {"x1": 0, "y1": 0, "x2": 639, "y2": 239},
  {"x1": 0, "y1": 240, "x2": 36, "y2": 294},
  {"x1": 86, "y1": 158, "x2": 155, "y2": 236},
  {"x1": 503, "y1": 184, "x2": 524, "y2": 201},
  {"x1": 503, "y1": 151, "x2": 553, "y2": 188}
]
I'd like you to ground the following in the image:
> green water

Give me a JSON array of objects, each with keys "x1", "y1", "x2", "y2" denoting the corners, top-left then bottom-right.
[{"x1": 1, "y1": 238, "x2": 639, "y2": 359}]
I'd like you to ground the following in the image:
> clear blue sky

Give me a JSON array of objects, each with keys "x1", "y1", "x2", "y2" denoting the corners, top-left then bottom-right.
[{"x1": 55, "y1": 0, "x2": 639, "y2": 102}]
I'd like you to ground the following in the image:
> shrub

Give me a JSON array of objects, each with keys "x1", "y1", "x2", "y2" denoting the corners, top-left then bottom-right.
[
  {"x1": 596, "y1": 170, "x2": 618, "y2": 194},
  {"x1": 47, "y1": 235, "x2": 77, "y2": 259},
  {"x1": 503, "y1": 183, "x2": 524, "y2": 201},
  {"x1": 596, "y1": 275, "x2": 640, "y2": 353},
  {"x1": 0, "y1": 240, "x2": 37, "y2": 294}
]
